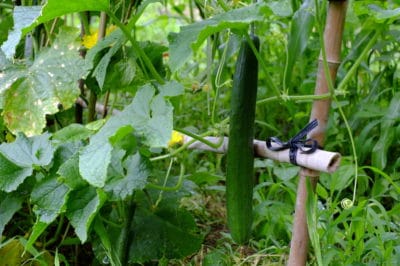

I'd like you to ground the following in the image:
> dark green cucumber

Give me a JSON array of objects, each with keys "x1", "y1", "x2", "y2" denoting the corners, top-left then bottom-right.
[{"x1": 226, "y1": 35, "x2": 259, "y2": 244}]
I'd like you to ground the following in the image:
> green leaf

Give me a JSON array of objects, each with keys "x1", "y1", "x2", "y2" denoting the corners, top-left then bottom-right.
[
  {"x1": 0, "y1": 9, "x2": 13, "y2": 48},
  {"x1": 52, "y1": 124, "x2": 93, "y2": 143},
  {"x1": 1, "y1": 0, "x2": 109, "y2": 59},
  {"x1": 66, "y1": 187, "x2": 107, "y2": 242},
  {"x1": 305, "y1": 178, "x2": 323, "y2": 266},
  {"x1": 368, "y1": 4, "x2": 400, "y2": 22},
  {"x1": 0, "y1": 153, "x2": 32, "y2": 192},
  {"x1": 79, "y1": 141, "x2": 113, "y2": 188},
  {"x1": 267, "y1": 0, "x2": 292, "y2": 17},
  {"x1": 372, "y1": 92, "x2": 400, "y2": 169},
  {"x1": 108, "y1": 125, "x2": 134, "y2": 146},
  {"x1": 57, "y1": 153, "x2": 88, "y2": 190},
  {"x1": 25, "y1": 220, "x2": 49, "y2": 252},
  {"x1": 79, "y1": 84, "x2": 173, "y2": 187},
  {"x1": 104, "y1": 153, "x2": 149, "y2": 200},
  {"x1": 92, "y1": 36, "x2": 124, "y2": 89},
  {"x1": 0, "y1": 27, "x2": 90, "y2": 135},
  {"x1": 134, "y1": 0, "x2": 162, "y2": 24},
  {"x1": 382, "y1": 92, "x2": 400, "y2": 123},
  {"x1": 0, "y1": 133, "x2": 54, "y2": 168},
  {"x1": 49, "y1": 141, "x2": 82, "y2": 177},
  {"x1": 320, "y1": 163, "x2": 354, "y2": 192},
  {"x1": 129, "y1": 206, "x2": 203, "y2": 263},
  {"x1": 273, "y1": 165, "x2": 299, "y2": 181},
  {"x1": 0, "y1": 192, "x2": 23, "y2": 236},
  {"x1": 92, "y1": 218, "x2": 120, "y2": 265},
  {"x1": 203, "y1": 252, "x2": 230, "y2": 266},
  {"x1": 188, "y1": 172, "x2": 224, "y2": 186},
  {"x1": 284, "y1": 0, "x2": 314, "y2": 89},
  {"x1": 31, "y1": 175, "x2": 70, "y2": 223},
  {"x1": 103, "y1": 58, "x2": 136, "y2": 92},
  {"x1": 0, "y1": 6, "x2": 42, "y2": 59},
  {"x1": 146, "y1": 94, "x2": 174, "y2": 145},
  {"x1": 85, "y1": 29, "x2": 125, "y2": 67},
  {"x1": 372, "y1": 128, "x2": 394, "y2": 170},
  {"x1": 36, "y1": 0, "x2": 109, "y2": 26},
  {"x1": 158, "y1": 80, "x2": 184, "y2": 97},
  {"x1": 168, "y1": 2, "x2": 269, "y2": 72}
]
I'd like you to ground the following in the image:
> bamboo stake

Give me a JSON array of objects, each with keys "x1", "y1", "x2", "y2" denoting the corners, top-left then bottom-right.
[
  {"x1": 287, "y1": 1, "x2": 348, "y2": 265},
  {"x1": 183, "y1": 136, "x2": 341, "y2": 173}
]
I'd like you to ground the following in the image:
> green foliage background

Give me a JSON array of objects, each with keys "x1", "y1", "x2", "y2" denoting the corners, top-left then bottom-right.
[{"x1": 0, "y1": 0, "x2": 399, "y2": 265}]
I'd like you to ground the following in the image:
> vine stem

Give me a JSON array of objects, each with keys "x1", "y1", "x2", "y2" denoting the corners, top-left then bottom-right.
[
  {"x1": 244, "y1": 33, "x2": 281, "y2": 97},
  {"x1": 150, "y1": 129, "x2": 218, "y2": 161},
  {"x1": 148, "y1": 163, "x2": 185, "y2": 193},
  {"x1": 257, "y1": 93, "x2": 331, "y2": 105},
  {"x1": 176, "y1": 128, "x2": 225, "y2": 149},
  {"x1": 212, "y1": 32, "x2": 230, "y2": 124},
  {"x1": 118, "y1": 197, "x2": 136, "y2": 266},
  {"x1": 106, "y1": 11, "x2": 165, "y2": 84},
  {"x1": 316, "y1": 1, "x2": 380, "y2": 206}
]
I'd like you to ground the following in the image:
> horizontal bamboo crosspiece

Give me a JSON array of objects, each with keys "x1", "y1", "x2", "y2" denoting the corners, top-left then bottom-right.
[{"x1": 183, "y1": 135, "x2": 341, "y2": 173}]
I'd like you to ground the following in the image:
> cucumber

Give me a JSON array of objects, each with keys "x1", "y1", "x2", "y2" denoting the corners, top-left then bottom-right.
[{"x1": 226, "y1": 35, "x2": 259, "y2": 244}]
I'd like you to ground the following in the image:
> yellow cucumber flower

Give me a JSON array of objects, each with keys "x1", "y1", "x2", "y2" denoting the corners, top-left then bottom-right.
[
  {"x1": 82, "y1": 25, "x2": 117, "y2": 49},
  {"x1": 168, "y1": 130, "x2": 184, "y2": 147}
]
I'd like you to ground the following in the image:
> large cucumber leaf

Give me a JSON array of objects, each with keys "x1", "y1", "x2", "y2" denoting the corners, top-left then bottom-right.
[
  {"x1": 0, "y1": 192, "x2": 23, "y2": 236},
  {"x1": 79, "y1": 83, "x2": 174, "y2": 188},
  {"x1": 66, "y1": 187, "x2": 107, "y2": 243},
  {"x1": 0, "y1": 133, "x2": 54, "y2": 192},
  {"x1": 0, "y1": 28, "x2": 90, "y2": 135},
  {"x1": 104, "y1": 153, "x2": 150, "y2": 201},
  {"x1": 31, "y1": 175, "x2": 70, "y2": 223}
]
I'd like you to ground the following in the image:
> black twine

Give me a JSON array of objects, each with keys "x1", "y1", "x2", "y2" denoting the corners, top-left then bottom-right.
[{"x1": 266, "y1": 119, "x2": 319, "y2": 165}]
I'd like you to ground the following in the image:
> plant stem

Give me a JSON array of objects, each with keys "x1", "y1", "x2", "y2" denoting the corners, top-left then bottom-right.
[
  {"x1": 106, "y1": 11, "x2": 165, "y2": 84},
  {"x1": 317, "y1": 3, "x2": 380, "y2": 207},
  {"x1": 88, "y1": 12, "x2": 107, "y2": 122},
  {"x1": 256, "y1": 93, "x2": 331, "y2": 105},
  {"x1": 212, "y1": 32, "x2": 230, "y2": 124},
  {"x1": 217, "y1": 0, "x2": 229, "y2": 11},
  {"x1": 244, "y1": 33, "x2": 281, "y2": 97},
  {"x1": 147, "y1": 164, "x2": 185, "y2": 192},
  {"x1": 79, "y1": 12, "x2": 90, "y2": 35},
  {"x1": 176, "y1": 128, "x2": 225, "y2": 149},
  {"x1": 150, "y1": 130, "x2": 216, "y2": 161},
  {"x1": 77, "y1": 12, "x2": 89, "y2": 124},
  {"x1": 44, "y1": 18, "x2": 58, "y2": 47},
  {"x1": 44, "y1": 214, "x2": 65, "y2": 248},
  {"x1": 118, "y1": 198, "x2": 136, "y2": 266},
  {"x1": 103, "y1": 90, "x2": 110, "y2": 118},
  {"x1": 336, "y1": 30, "x2": 380, "y2": 93}
]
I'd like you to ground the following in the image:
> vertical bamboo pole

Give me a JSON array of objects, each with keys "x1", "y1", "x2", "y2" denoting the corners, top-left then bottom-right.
[{"x1": 287, "y1": 1, "x2": 348, "y2": 265}]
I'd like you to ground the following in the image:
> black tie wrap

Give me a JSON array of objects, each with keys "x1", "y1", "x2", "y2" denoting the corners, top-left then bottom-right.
[{"x1": 266, "y1": 119, "x2": 319, "y2": 165}]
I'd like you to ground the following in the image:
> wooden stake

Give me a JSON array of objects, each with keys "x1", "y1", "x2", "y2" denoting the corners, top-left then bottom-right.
[{"x1": 287, "y1": 1, "x2": 348, "y2": 265}]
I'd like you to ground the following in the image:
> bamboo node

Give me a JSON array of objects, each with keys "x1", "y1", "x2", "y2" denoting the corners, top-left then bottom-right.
[{"x1": 318, "y1": 58, "x2": 341, "y2": 67}]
